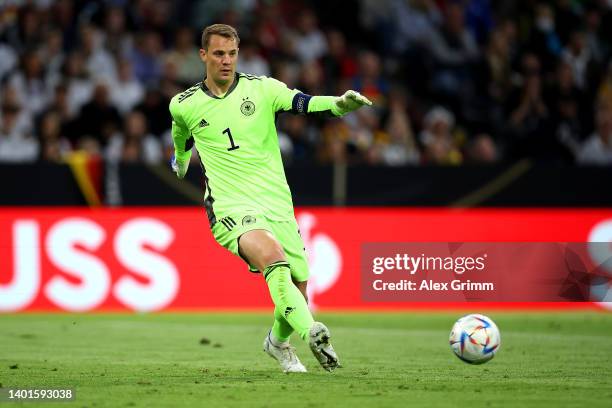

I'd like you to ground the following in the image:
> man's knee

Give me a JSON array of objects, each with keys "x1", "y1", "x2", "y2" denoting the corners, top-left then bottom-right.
[
  {"x1": 259, "y1": 245, "x2": 285, "y2": 269},
  {"x1": 239, "y1": 229, "x2": 286, "y2": 272}
]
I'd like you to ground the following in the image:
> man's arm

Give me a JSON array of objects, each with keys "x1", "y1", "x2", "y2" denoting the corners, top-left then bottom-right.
[
  {"x1": 265, "y1": 77, "x2": 372, "y2": 117},
  {"x1": 169, "y1": 98, "x2": 193, "y2": 179}
]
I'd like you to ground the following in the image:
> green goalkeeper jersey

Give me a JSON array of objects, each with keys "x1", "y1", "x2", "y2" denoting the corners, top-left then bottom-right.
[{"x1": 169, "y1": 73, "x2": 338, "y2": 225}]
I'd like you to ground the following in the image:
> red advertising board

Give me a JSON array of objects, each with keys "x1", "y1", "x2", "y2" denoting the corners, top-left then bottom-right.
[{"x1": 1, "y1": 208, "x2": 611, "y2": 312}]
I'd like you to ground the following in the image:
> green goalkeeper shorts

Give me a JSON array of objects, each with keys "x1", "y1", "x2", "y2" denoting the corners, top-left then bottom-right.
[{"x1": 211, "y1": 212, "x2": 310, "y2": 282}]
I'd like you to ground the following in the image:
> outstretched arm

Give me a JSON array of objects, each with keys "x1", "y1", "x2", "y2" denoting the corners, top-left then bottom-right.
[{"x1": 266, "y1": 77, "x2": 372, "y2": 117}]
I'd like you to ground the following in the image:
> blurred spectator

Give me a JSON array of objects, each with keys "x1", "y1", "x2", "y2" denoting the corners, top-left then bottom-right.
[
  {"x1": 528, "y1": 3, "x2": 563, "y2": 73},
  {"x1": 134, "y1": 89, "x2": 170, "y2": 137},
  {"x1": 4, "y1": 5, "x2": 43, "y2": 52},
  {"x1": 507, "y1": 53, "x2": 551, "y2": 158},
  {"x1": 297, "y1": 61, "x2": 325, "y2": 96},
  {"x1": 37, "y1": 110, "x2": 71, "y2": 162},
  {"x1": 546, "y1": 61, "x2": 585, "y2": 119},
  {"x1": 420, "y1": 106, "x2": 462, "y2": 165},
  {"x1": 277, "y1": 129, "x2": 295, "y2": 165},
  {"x1": 319, "y1": 119, "x2": 352, "y2": 164},
  {"x1": 347, "y1": 106, "x2": 388, "y2": 165},
  {"x1": 105, "y1": 111, "x2": 162, "y2": 164},
  {"x1": 553, "y1": 0, "x2": 582, "y2": 44},
  {"x1": 277, "y1": 114, "x2": 317, "y2": 163},
  {"x1": 465, "y1": 134, "x2": 498, "y2": 164},
  {"x1": 577, "y1": 101, "x2": 612, "y2": 165},
  {"x1": 111, "y1": 59, "x2": 145, "y2": 115},
  {"x1": 41, "y1": 29, "x2": 66, "y2": 85},
  {"x1": 482, "y1": 27, "x2": 514, "y2": 106},
  {"x1": 49, "y1": 0, "x2": 78, "y2": 50},
  {"x1": 236, "y1": 40, "x2": 270, "y2": 77},
  {"x1": 190, "y1": 0, "x2": 236, "y2": 30},
  {"x1": 583, "y1": 6, "x2": 606, "y2": 64},
  {"x1": 292, "y1": 10, "x2": 327, "y2": 63},
  {"x1": 388, "y1": 0, "x2": 441, "y2": 53},
  {"x1": 562, "y1": 30, "x2": 595, "y2": 91},
  {"x1": 351, "y1": 51, "x2": 389, "y2": 108},
  {"x1": 44, "y1": 83, "x2": 72, "y2": 124},
  {"x1": 132, "y1": 0, "x2": 175, "y2": 41},
  {"x1": 474, "y1": 24, "x2": 516, "y2": 133},
  {"x1": 320, "y1": 30, "x2": 358, "y2": 94},
  {"x1": 252, "y1": 2, "x2": 285, "y2": 60},
  {"x1": 79, "y1": 24, "x2": 117, "y2": 83},
  {"x1": 130, "y1": 31, "x2": 163, "y2": 86},
  {"x1": 270, "y1": 38, "x2": 301, "y2": 86},
  {"x1": 8, "y1": 51, "x2": 50, "y2": 116},
  {"x1": 163, "y1": 27, "x2": 203, "y2": 85},
  {"x1": 498, "y1": 19, "x2": 519, "y2": 63},
  {"x1": 50, "y1": 51, "x2": 94, "y2": 118},
  {"x1": 428, "y1": 2, "x2": 479, "y2": 109},
  {"x1": 0, "y1": 102, "x2": 39, "y2": 163},
  {"x1": 103, "y1": 6, "x2": 134, "y2": 57},
  {"x1": 75, "y1": 81, "x2": 121, "y2": 146},
  {"x1": 599, "y1": 63, "x2": 612, "y2": 107},
  {"x1": 464, "y1": 0, "x2": 494, "y2": 45},
  {"x1": 371, "y1": 94, "x2": 420, "y2": 166},
  {"x1": 0, "y1": 43, "x2": 18, "y2": 82},
  {"x1": 272, "y1": 63, "x2": 299, "y2": 90},
  {"x1": 545, "y1": 61, "x2": 586, "y2": 161},
  {"x1": 159, "y1": 57, "x2": 183, "y2": 101},
  {"x1": 0, "y1": 84, "x2": 31, "y2": 129}
]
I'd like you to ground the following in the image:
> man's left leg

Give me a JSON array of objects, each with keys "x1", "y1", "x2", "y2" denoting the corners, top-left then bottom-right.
[
  {"x1": 270, "y1": 279, "x2": 307, "y2": 343},
  {"x1": 238, "y1": 229, "x2": 314, "y2": 372},
  {"x1": 271, "y1": 220, "x2": 340, "y2": 372}
]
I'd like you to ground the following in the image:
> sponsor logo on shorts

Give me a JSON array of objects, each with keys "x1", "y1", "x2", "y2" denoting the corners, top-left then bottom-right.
[
  {"x1": 220, "y1": 217, "x2": 236, "y2": 231},
  {"x1": 242, "y1": 215, "x2": 256, "y2": 226}
]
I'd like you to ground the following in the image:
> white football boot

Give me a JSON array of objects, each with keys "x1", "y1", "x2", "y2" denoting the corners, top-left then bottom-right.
[
  {"x1": 263, "y1": 333, "x2": 307, "y2": 373},
  {"x1": 308, "y1": 322, "x2": 340, "y2": 372}
]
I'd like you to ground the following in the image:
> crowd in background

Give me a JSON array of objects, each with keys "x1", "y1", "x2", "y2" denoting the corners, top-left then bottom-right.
[{"x1": 1, "y1": 0, "x2": 612, "y2": 166}]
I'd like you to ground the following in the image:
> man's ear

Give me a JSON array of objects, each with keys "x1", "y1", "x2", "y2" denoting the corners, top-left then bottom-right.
[{"x1": 199, "y1": 48, "x2": 207, "y2": 63}]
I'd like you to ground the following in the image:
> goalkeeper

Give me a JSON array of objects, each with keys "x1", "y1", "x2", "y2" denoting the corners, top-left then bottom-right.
[{"x1": 169, "y1": 24, "x2": 371, "y2": 373}]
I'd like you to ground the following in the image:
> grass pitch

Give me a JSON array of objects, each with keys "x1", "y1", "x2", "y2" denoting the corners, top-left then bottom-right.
[{"x1": 1, "y1": 312, "x2": 611, "y2": 407}]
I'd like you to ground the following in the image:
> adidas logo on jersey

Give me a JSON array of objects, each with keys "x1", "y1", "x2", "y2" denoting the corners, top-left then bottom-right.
[{"x1": 199, "y1": 118, "x2": 209, "y2": 128}]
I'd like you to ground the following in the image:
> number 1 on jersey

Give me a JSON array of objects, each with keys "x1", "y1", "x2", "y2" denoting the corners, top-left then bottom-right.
[{"x1": 223, "y1": 128, "x2": 240, "y2": 151}]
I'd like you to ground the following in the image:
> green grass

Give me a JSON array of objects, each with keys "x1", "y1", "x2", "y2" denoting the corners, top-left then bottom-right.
[{"x1": 1, "y1": 312, "x2": 611, "y2": 407}]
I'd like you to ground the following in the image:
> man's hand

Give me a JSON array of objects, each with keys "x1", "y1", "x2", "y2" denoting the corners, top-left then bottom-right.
[
  {"x1": 170, "y1": 154, "x2": 188, "y2": 179},
  {"x1": 333, "y1": 90, "x2": 373, "y2": 116}
]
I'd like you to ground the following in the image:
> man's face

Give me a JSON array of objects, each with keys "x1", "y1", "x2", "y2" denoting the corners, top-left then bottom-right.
[{"x1": 200, "y1": 35, "x2": 238, "y2": 85}]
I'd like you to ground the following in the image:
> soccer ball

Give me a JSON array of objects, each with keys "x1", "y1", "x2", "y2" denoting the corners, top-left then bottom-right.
[{"x1": 449, "y1": 314, "x2": 501, "y2": 364}]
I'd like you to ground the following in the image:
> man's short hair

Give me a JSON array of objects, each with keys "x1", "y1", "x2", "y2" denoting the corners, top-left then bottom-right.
[{"x1": 201, "y1": 24, "x2": 240, "y2": 50}]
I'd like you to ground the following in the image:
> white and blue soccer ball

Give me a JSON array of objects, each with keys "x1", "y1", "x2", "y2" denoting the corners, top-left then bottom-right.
[{"x1": 449, "y1": 314, "x2": 501, "y2": 364}]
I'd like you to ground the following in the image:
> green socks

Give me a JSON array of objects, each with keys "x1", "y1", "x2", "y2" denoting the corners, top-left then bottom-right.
[
  {"x1": 271, "y1": 306, "x2": 294, "y2": 343},
  {"x1": 264, "y1": 262, "x2": 313, "y2": 341}
]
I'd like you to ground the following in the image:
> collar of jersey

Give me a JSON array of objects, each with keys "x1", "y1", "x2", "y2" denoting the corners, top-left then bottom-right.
[{"x1": 200, "y1": 73, "x2": 240, "y2": 99}]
